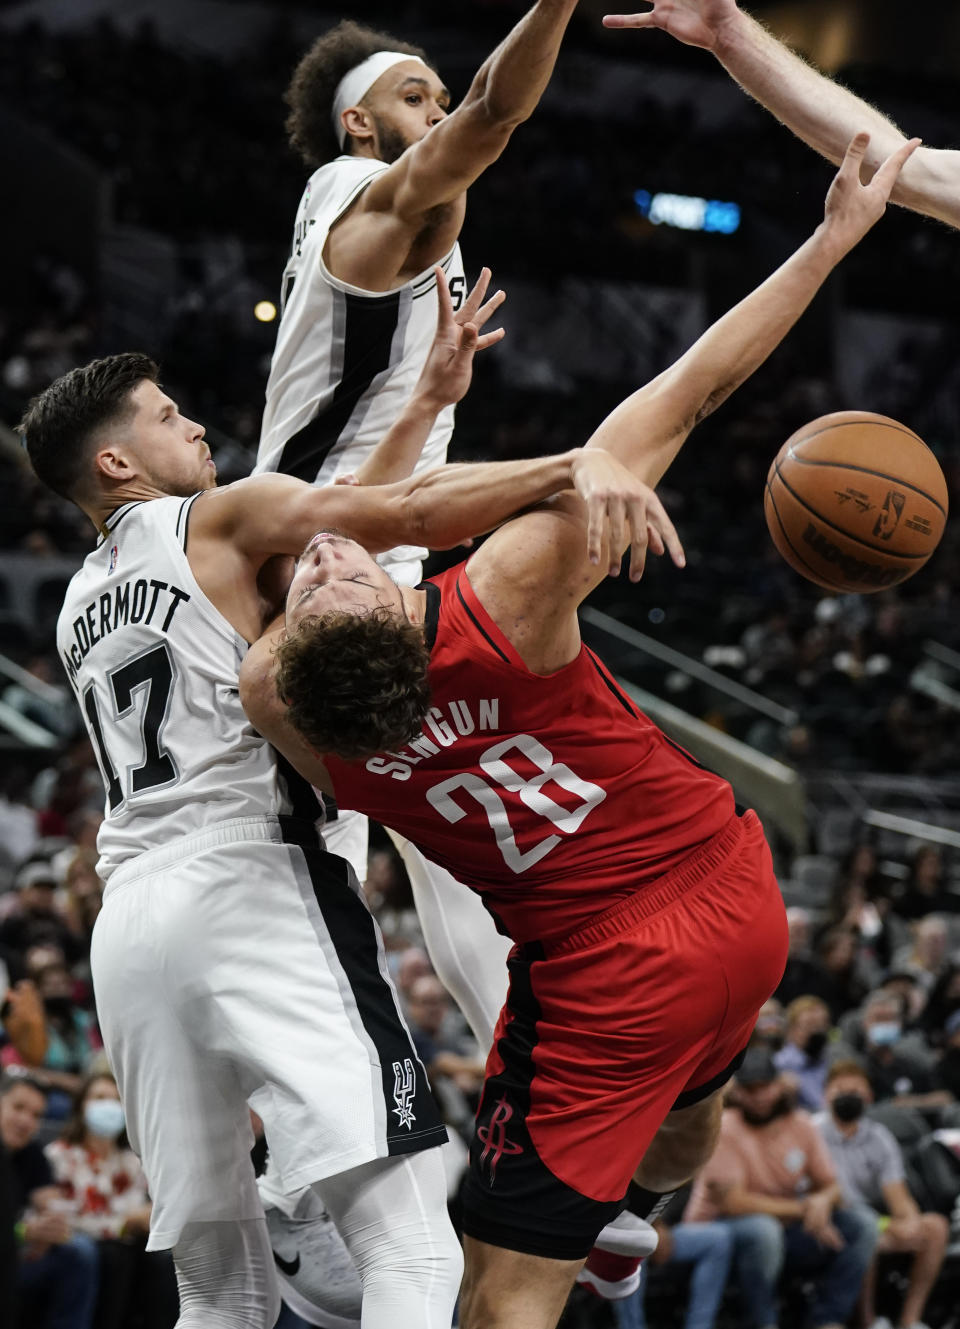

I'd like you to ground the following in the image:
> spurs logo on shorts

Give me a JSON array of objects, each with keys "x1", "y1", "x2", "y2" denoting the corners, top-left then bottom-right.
[
  {"x1": 392, "y1": 1058, "x2": 417, "y2": 1130},
  {"x1": 476, "y1": 1094, "x2": 524, "y2": 1183}
]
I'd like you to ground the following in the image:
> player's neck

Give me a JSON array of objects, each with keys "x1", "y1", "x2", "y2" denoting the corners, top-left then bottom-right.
[
  {"x1": 400, "y1": 585, "x2": 426, "y2": 627},
  {"x1": 84, "y1": 481, "x2": 173, "y2": 534}
]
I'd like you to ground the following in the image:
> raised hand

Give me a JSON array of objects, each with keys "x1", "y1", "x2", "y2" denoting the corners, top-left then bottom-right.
[
  {"x1": 570, "y1": 448, "x2": 685, "y2": 581},
  {"x1": 416, "y1": 266, "x2": 506, "y2": 411},
  {"x1": 602, "y1": 0, "x2": 740, "y2": 50},
  {"x1": 821, "y1": 132, "x2": 921, "y2": 249}
]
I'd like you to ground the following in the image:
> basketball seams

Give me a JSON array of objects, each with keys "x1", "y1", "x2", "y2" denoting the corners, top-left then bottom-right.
[
  {"x1": 763, "y1": 482, "x2": 848, "y2": 591},
  {"x1": 772, "y1": 460, "x2": 929, "y2": 560},
  {"x1": 783, "y1": 449, "x2": 947, "y2": 518}
]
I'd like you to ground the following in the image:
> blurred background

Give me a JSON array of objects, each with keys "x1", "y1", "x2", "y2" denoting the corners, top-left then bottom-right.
[{"x1": 2, "y1": 2, "x2": 960, "y2": 1326}]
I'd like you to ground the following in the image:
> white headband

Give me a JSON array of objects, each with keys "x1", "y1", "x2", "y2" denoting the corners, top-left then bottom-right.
[{"x1": 333, "y1": 51, "x2": 429, "y2": 149}]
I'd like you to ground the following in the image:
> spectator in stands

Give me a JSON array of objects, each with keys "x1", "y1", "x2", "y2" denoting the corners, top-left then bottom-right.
[
  {"x1": 61, "y1": 850, "x2": 102, "y2": 973},
  {"x1": 684, "y1": 1047, "x2": 876, "y2": 1329},
  {"x1": 0, "y1": 860, "x2": 83, "y2": 966},
  {"x1": 1, "y1": 975, "x2": 46, "y2": 1067},
  {"x1": 894, "y1": 846, "x2": 959, "y2": 920},
  {"x1": 891, "y1": 916, "x2": 952, "y2": 994},
  {"x1": 405, "y1": 975, "x2": 485, "y2": 1141},
  {"x1": 775, "y1": 907, "x2": 820, "y2": 1007},
  {"x1": 0, "y1": 1069, "x2": 98, "y2": 1328},
  {"x1": 790, "y1": 926, "x2": 868, "y2": 1021},
  {"x1": 774, "y1": 996, "x2": 833, "y2": 1110},
  {"x1": 46, "y1": 1071, "x2": 178, "y2": 1329},
  {"x1": 936, "y1": 1009, "x2": 960, "y2": 1100},
  {"x1": 855, "y1": 991, "x2": 951, "y2": 1115},
  {"x1": 921, "y1": 963, "x2": 960, "y2": 1047},
  {"x1": 0, "y1": 768, "x2": 39, "y2": 866},
  {"x1": 816, "y1": 1060, "x2": 949, "y2": 1329},
  {"x1": 825, "y1": 848, "x2": 900, "y2": 980},
  {"x1": 2, "y1": 960, "x2": 100, "y2": 1118},
  {"x1": 751, "y1": 998, "x2": 786, "y2": 1052}
]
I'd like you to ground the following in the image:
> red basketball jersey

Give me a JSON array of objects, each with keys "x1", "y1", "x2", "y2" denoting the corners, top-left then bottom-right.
[{"x1": 325, "y1": 563, "x2": 737, "y2": 943}]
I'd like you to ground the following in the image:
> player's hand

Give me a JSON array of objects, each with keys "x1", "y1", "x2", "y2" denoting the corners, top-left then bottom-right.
[
  {"x1": 570, "y1": 448, "x2": 685, "y2": 581},
  {"x1": 821, "y1": 132, "x2": 921, "y2": 251},
  {"x1": 415, "y1": 267, "x2": 506, "y2": 411},
  {"x1": 602, "y1": 0, "x2": 740, "y2": 51}
]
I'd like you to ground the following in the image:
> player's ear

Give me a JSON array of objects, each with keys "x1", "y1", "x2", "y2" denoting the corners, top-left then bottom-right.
[
  {"x1": 341, "y1": 106, "x2": 375, "y2": 151},
  {"x1": 94, "y1": 445, "x2": 136, "y2": 484}
]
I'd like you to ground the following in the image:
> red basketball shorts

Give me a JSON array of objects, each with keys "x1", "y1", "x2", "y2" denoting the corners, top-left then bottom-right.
[{"x1": 462, "y1": 809, "x2": 789, "y2": 1258}]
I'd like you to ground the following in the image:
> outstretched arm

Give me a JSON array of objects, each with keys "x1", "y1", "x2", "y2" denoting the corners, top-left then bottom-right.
[
  {"x1": 603, "y1": 2, "x2": 960, "y2": 228},
  {"x1": 333, "y1": 0, "x2": 579, "y2": 286},
  {"x1": 466, "y1": 134, "x2": 917, "y2": 670}
]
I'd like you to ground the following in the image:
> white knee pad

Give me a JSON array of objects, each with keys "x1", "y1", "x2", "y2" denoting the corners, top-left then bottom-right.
[{"x1": 173, "y1": 1218, "x2": 280, "y2": 1329}]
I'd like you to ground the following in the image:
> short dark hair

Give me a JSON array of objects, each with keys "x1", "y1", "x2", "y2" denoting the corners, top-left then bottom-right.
[
  {"x1": 19, "y1": 353, "x2": 158, "y2": 502},
  {"x1": 275, "y1": 608, "x2": 431, "y2": 760},
  {"x1": 826, "y1": 1058, "x2": 870, "y2": 1087},
  {"x1": 0, "y1": 1069, "x2": 48, "y2": 1101},
  {"x1": 285, "y1": 21, "x2": 434, "y2": 168}
]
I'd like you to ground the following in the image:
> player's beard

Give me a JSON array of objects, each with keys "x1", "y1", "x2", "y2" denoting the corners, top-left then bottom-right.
[{"x1": 372, "y1": 113, "x2": 413, "y2": 165}]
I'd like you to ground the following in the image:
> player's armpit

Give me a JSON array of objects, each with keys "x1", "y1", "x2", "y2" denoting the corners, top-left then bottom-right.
[{"x1": 238, "y1": 630, "x2": 336, "y2": 797}]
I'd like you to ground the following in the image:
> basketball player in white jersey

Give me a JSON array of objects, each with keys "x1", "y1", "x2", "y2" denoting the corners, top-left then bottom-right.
[
  {"x1": 254, "y1": 8, "x2": 668, "y2": 1306},
  {"x1": 20, "y1": 319, "x2": 650, "y2": 1326},
  {"x1": 256, "y1": 0, "x2": 589, "y2": 1121}
]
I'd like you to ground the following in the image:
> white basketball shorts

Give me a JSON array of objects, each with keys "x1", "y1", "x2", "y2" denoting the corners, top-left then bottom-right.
[{"x1": 91, "y1": 815, "x2": 446, "y2": 1250}]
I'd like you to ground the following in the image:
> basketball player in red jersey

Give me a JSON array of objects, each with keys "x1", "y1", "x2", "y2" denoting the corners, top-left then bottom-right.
[{"x1": 240, "y1": 134, "x2": 917, "y2": 1329}]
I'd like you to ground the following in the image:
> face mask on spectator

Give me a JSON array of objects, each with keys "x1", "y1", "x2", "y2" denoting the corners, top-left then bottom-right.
[
  {"x1": 84, "y1": 1100, "x2": 125, "y2": 1139},
  {"x1": 802, "y1": 1030, "x2": 828, "y2": 1060},
  {"x1": 866, "y1": 1021, "x2": 900, "y2": 1047},
  {"x1": 831, "y1": 1092, "x2": 866, "y2": 1123},
  {"x1": 43, "y1": 995, "x2": 74, "y2": 1020}
]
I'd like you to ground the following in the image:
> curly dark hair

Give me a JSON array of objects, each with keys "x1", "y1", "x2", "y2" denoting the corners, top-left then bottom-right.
[
  {"x1": 19, "y1": 352, "x2": 158, "y2": 502},
  {"x1": 275, "y1": 607, "x2": 432, "y2": 760},
  {"x1": 285, "y1": 20, "x2": 435, "y2": 168}
]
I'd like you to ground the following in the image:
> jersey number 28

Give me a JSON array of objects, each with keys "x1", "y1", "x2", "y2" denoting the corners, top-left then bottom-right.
[{"x1": 426, "y1": 735, "x2": 605, "y2": 873}]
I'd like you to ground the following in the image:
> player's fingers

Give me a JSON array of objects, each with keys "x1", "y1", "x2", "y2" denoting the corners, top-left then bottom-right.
[
  {"x1": 647, "y1": 496, "x2": 686, "y2": 567},
  {"x1": 434, "y1": 265, "x2": 454, "y2": 326},
  {"x1": 838, "y1": 131, "x2": 871, "y2": 178},
  {"x1": 647, "y1": 526, "x2": 665, "y2": 557},
  {"x1": 475, "y1": 327, "x2": 506, "y2": 351},
  {"x1": 458, "y1": 322, "x2": 479, "y2": 355},
  {"x1": 602, "y1": 14, "x2": 655, "y2": 29},
  {"x1": 473, "y1": 288, "x2": 506, "y2": 329},
  {"x1": 873, "y1": 136, "x2": 921, "y2": 192},
  {"x1": 604, "y1": 494, "x2": 627, "y2": 576},
  {"x1": 626, "y1": 509, "x2": 650, "y2": 581},
  {"x1": 459, "y1": 266, "x2": 492, "y2": 321},
  {"x1": 334, "y1": 473, "x2": 360, "y2": 486}
]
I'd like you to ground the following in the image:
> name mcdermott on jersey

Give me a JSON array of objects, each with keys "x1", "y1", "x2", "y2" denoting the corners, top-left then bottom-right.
[
  {"x1": 62, "y1": 578, "x2": 191, "y2": 686},
  {"x1": 365, "y1": 698, "x2": 501, "y2": 781}
]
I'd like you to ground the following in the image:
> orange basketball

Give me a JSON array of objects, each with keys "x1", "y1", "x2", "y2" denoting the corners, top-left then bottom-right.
[{"x1": 764, "y1": 411, "x2": 948, "y2": 592}]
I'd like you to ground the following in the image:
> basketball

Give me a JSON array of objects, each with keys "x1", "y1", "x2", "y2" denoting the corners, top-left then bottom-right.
[{"x1": 764, "y1": 410, "x2": 948, "y2": 592}]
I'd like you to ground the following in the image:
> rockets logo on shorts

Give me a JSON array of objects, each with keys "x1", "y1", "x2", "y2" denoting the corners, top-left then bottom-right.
[
  {"x1": 476, "y1": 1094, "x2": 524, "y2": 1184},
  {"x1": 392, "y1": 1058, "x2": 417, "y2": 1130}
]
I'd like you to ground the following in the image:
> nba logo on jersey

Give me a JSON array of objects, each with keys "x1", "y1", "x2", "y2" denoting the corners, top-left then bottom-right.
[
  {"x1": 392, "y1": 1059, "x2": 417, "y2": 1130},
  {"x1": 108, "y1": 545, "x2": 119, "y2": 574}
]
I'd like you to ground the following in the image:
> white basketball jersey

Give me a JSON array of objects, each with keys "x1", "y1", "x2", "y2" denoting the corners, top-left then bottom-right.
[
  {"x1": 255, "y1": 155, "x2": 465, "y2": 584},
  {"x1": 57, "y1": 496, "x2": 314, "y2": 881}
]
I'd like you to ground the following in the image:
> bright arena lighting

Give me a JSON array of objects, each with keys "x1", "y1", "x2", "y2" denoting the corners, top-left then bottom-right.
[
  {"x1": 254, "y1": 300, "x2": 278, "y2": 322},
  {"x1": 634, "y1": 189, "x2": 741, "y2": 235}
]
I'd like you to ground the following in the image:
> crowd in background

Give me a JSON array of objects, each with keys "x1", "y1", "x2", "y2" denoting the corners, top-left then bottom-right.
[{"x1": 2, "y1": 4, "x2": 960, "y2": 1326}]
